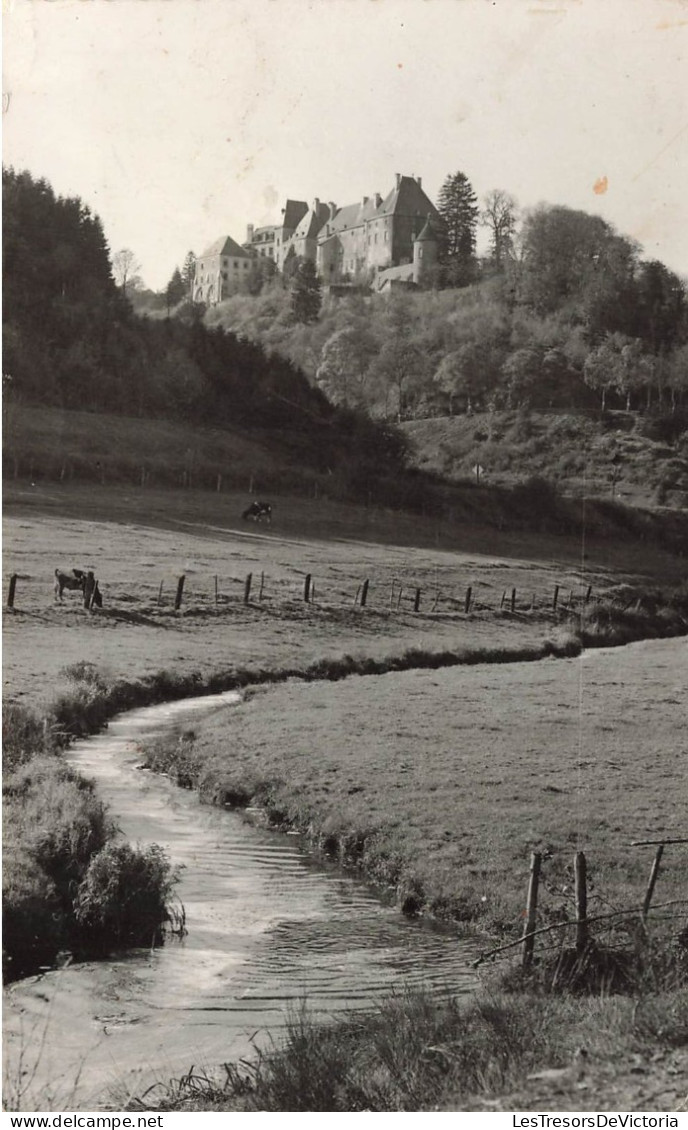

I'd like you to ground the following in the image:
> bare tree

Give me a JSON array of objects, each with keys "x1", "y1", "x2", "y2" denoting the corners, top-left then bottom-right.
[
  {"x1": 481, "y1": 190, "x2": 518, "y2": 269},
  {"x1": 112, "y1": 248, "x2": 141, "y2": 295}
]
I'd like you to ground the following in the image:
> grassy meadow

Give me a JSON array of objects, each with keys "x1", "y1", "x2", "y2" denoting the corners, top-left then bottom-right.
[
  {"x1": 3, "y1": 479, "x2": 687, "y2": 1111},
  {"x1": 142, "y1": 637, "x2": 688, "y2": 939}
]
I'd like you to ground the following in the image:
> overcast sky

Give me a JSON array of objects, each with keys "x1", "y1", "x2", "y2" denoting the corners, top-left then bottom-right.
[{"x1": 4, "y1": 0, "x2": 687, "y2": 291}]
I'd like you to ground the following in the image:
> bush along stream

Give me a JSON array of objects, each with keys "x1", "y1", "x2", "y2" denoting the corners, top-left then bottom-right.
[{"x1": 2, "y1": 703, "x2": 182, "y2": 982}]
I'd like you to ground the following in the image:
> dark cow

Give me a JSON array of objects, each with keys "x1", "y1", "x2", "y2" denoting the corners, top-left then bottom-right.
[
  {"x1": 242, "y1": 501, "x2": 272, "y2": 524},
  {"x1": 54, "y1": 568, "x2": 86, "y2": 601},
  {"x1": 54, "y1": 568, "x2": 103, "y2": 607}
]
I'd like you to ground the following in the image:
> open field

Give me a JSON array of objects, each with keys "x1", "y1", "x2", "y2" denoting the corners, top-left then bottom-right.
[
  {"x1": 4, "y1": 481, "x2": 685, "y2": 709},
  {"x1": 144, "y1": 636, "x2": 688, "y2": 936}
]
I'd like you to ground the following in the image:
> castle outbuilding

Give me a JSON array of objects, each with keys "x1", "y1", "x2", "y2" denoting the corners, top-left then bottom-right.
[{"x1": 192, "y1": 235, "x2": 252, "y2": 304}]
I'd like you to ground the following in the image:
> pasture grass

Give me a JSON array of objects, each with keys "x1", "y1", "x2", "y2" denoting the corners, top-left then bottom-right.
[{"x1": 136, "y1": 636, "x2": 687, "y2": 947}]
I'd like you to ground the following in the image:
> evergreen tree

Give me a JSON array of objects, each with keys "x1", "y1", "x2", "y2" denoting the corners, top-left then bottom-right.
[
  {"x1": 290, "y1": 259, "x2": 322, "y2": 324},
  {"x1": 436, "y1": 171, "x2": 479, "y2": 286},
  {"x1": 165, "y1": 267, "x2": 186, "y2": 311},
  {"x1": 181, "y1": 251, "x2": 197, "y2": 297}
]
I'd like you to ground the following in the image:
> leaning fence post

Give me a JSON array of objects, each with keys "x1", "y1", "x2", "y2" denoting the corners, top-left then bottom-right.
[
  {"x1": 396, "y1": 586, "x2": 403, "y2": 611},
  {"x1": 522, "y1": 852, "x2": 541, "y2": 967},
  {"x1": 259, "y1": 571, "x2": 265, "y2": 601},
  {"x1": 511, "y1": 587, "x2": 516, "y2": 613},
  {"x1": 304, "y1": 573, "x2": 312, "y2": 603},
  {"x1": 244, "y1": 573, "x2": 252, "y2": 604},
  {"x1": 360, "y1": 579, "x2": 369, "y2": 607},
  {"x1": 389, "y1": 580, "x2": 396, "y2": 609},
  {"x1": 500, "y1": 589, "x2": 507, "y2": 609},
  {"x1": 464, "y1": 586, "x2": 472, "y2": 614},
  {"x1": 553, "y1": 585, "x2": 560, "y2": 611},
  {"x1": 585, "y1": 585, "x2": 593, "y2": 604},
  {"x1": 413, "y1": 587, "x2": 421, "y2": 613},
  {"x1": 574, "y1": 851, "x2": 588, "y2": 952},
  {"x1": 7, "y1": 574, "x2": 17, "y2": 608},
  {"x1": 641, "y1": 844, "x2": 665, "y2": 924},
  {"x1": 214, "y1": 575, "x2": 218, "y2": 604},
  {"x1": 174, "y1": 575, "x2": 185, "y2": 611},
  {"x1": 158, "y1": 580, "x2": 164, "y2": 605}
]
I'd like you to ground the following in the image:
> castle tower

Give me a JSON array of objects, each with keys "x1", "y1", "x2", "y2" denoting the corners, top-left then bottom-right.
[{"x1": 413, "y1": 214, "x2": 438, "y2": 285}]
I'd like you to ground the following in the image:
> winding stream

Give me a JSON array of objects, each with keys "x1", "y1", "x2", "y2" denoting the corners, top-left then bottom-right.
[{"x1": 3, "y1": 691, "x2": 478, "y2": 1111}]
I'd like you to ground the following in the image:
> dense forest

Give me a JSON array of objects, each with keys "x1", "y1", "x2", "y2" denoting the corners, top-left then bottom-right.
[{"x1": 2, "y1": 168, "x2": 407, "y2": 482}]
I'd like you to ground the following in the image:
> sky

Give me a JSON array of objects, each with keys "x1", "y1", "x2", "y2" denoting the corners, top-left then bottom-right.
[{"x1": 3, "y1": 0, "x2": 687, "y2": 291}]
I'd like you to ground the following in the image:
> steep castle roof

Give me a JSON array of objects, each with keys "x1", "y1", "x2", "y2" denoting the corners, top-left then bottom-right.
[
  {"x1": 377, "y1": 175, "x2": 439, "y2": 220},
  {"x1": 293, "y1": 200, "x2": 335, "y2": 241},
  {"x1": 199, "y1": 235, "x2": 251, "y2": 259},
  {"x1": 415, "y1": 215, "x2": 439, "y2": 242},
  {"x1": 281, "y1": 199, "x2": 309, "y2": 231}
]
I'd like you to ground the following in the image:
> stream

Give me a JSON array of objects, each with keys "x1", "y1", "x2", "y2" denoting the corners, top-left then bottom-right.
[{"x1": 3, "y1": 691, "x2": 478, "y2": 1111}]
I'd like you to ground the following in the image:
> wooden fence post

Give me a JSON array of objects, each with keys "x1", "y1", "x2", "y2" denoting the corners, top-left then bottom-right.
[
  {"x1": 585, "y1": 585, "x2": 593, "y2": 604},
  {"x1": 522, "y1": 852, "x2": 541, "y2": 967},
  {"x1": 360, "y1": 579, "x2": 369, "y2": 607},
  {"x1": 158, "y1": 580, "x2": 164, "y2": 606},
  {"x1": 396, "y1": 586, "x2": 403, "y2": 611},
  {"x1": 214, "y1": 575, "x2": 218, "y2": 604},
  {"x1": 7, "y1": 574, "x2": 17, "y2": 608},
  {"x1": 641, "y1": 844, "x2": 664, "y2": 923},
  {"x1": 574, "y1": 851, "x2": 588, "y2": 952},
  {"x1": 413, "y1": 587, "x2": 421, "y2": 613},
  {"x1": 304, "y1": 573, "x2": 312, "y2": 603},
  {"x1": 511, "y1": 587, "x2": 516, "y2": 613},
  {"x1": 259, "y1": 571, "x2": 265, "y2": 601},
  {"x1": 244, "y1": 573, "x2": 252, "y2": 604},
  {"x1": 174, "y1": 575, "x2": 185, "y2": 611},
  {"x1": 464, "y1": 586, "x2": 472, "y2": 614},
  {"x1": 500, "y1": 589, "x2": 507, "y2": 609},
  {"x1": 431, "y1": 590, "x2": 440, "y2": 612},
  {"x1": 216, "y1": 474, "x2": 222, "y2": 493},
  {"x1": 553, "y1": 585, "x2": 560, "y2": 611},
  {"x1": 389, "y1": 580, "x2": 396, "y2": 609}
]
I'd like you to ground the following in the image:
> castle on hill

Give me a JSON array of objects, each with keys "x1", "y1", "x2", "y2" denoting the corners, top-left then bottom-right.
[{"x1": 192, "y1": 173, "x2": 440, "y2": 305}]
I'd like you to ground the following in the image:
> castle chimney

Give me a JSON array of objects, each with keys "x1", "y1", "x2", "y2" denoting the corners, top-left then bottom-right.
[
  {"x1": 362, "y1": 195, "x2": 369, "y2": 206},
  {"x1": 416, "y1": 176, "x2": 422, "y2": 189},
  {"x1": 246, "y1": 223, "x2": 254, "y2": 243},
  {"x1": 374, "y1": 192, "x2": 382, "y2": 208},
  {"x1": 313, "y1": 197, "x2": 320, "y2": 212},
  {"x1": 395, "y1": 173, "x2": 401, "y2": 190},
  {"x1": 328, "y1": 202, "x2": 337, "y2": 216}
]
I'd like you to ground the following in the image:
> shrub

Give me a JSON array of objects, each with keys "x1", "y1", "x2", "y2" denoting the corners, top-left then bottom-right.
[
  {"x1": 2, "y1": 846, "x2": 67, "y2": 980},
  {"x1": 2, "y1": 702, "x2": 52, "y2": 772},
  {"x1": 3, "y1": 757, "x2": 112, "y2": 891},
  {"x1": 74, "y1": 842, "x2": 179, "y2": 949}
]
